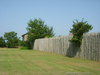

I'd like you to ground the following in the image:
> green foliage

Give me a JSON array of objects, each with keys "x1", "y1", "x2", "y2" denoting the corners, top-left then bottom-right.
[
  {"x1": 18, "y1": 40, "x2": 26, "y2": 46},
  {"x1": 21, "y1": 41, "x2": 31, "y2": 49},
  {"x1": 26, "y1": 18, "x2": 54, "y2": 48},
  {"x1": 4, "y1": 31, "x2": 19, "y2": 48},
  {"x1": 70, "y1": 19, "x2": 93, "y2": 46},
  {"x1": 0, "y1": 37, "x2": 6, "y2": 47}
]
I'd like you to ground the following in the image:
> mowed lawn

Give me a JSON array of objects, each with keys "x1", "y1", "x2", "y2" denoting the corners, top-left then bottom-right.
[{"x1": 0, "y1": 48, "x2": 100, "y2": 75}]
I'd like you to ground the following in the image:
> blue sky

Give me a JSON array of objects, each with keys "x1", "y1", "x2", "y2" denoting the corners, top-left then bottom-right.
[{"x1": 0, "y1": 0, "x2": 100, "y2": 38}]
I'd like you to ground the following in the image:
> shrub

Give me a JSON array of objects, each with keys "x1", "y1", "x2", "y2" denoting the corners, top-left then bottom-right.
[{"x1": 70, "y1": 19, "x2": 93, "y2": 46}]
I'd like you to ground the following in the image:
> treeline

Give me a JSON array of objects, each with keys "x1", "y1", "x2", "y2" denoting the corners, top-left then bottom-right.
[
  {"x1": 0, "y1": 32, "x2": 22, "y2": 48},
  {"x1": 0, "y1": 18, "x2": 93, "y2": 49},
  {"x1": 0, "y1": 18, "x2": 54, "y2": 48}
]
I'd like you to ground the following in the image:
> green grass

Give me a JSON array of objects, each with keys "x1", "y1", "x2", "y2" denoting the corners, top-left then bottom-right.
[{"x1": 0, "y1": 48, "x2": 100, "y2": 75}]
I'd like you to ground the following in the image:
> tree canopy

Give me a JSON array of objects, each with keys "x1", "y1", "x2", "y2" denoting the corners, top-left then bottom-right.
[
  {"x1": 0, "y1": 37, "x2": 6, "y2": 47},
  {"x1": 26, "y1": 18, "x2": 54, "y2": 48},
  {"x1": 70, "y1": 19, "x2": 93, "y2": 46},
  {"x1": 4, "y1": 31, "x2": 19, "y2": 48}
]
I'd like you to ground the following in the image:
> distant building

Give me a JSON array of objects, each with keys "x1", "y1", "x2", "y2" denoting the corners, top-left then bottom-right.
[
  {"x1": 22, "y1": 33, "x2": 28, "y2": 41},
  {"x1": 69, "y1": 33, "x2": 73, "y2": 36}
]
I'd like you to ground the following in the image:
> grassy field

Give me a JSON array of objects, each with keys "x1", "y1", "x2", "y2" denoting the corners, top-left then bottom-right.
[{"x1": 0, "y1": 48, "x2": 100, "y2": 75}]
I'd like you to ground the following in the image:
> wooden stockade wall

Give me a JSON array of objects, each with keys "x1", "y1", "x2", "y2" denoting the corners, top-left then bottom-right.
[{"x1": 34, "y1": 33, "x2": 100, "y2": 61}]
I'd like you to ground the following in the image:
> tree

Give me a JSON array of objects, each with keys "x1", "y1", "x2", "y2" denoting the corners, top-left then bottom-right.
[
  {"x1": 0, "y1": 37, "x2": 6, "y2": 47},
  {"x1": 27, "y1": 18, "x2": 54, "y2": 49},
  {"x1": 70, "y1": 19, "x2": 93, "y2": 46},
  {"x1": 4, "y1": 31, "x2": 19, "y2": 48}
]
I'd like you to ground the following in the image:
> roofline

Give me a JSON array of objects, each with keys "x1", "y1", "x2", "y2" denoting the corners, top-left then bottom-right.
[{"x1": 22, "y1": 33, "x2": 28, "y2": 37}]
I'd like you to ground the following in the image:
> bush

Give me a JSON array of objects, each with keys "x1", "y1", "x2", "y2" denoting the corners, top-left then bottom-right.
[{"x1": 70, "y1": 19, "x2": 93, "y2": 46}]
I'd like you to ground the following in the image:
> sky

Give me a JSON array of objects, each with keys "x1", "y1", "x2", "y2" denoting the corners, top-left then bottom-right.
[{"x1": 0, "y1": 0, "x2": 100, "y2": 38}]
